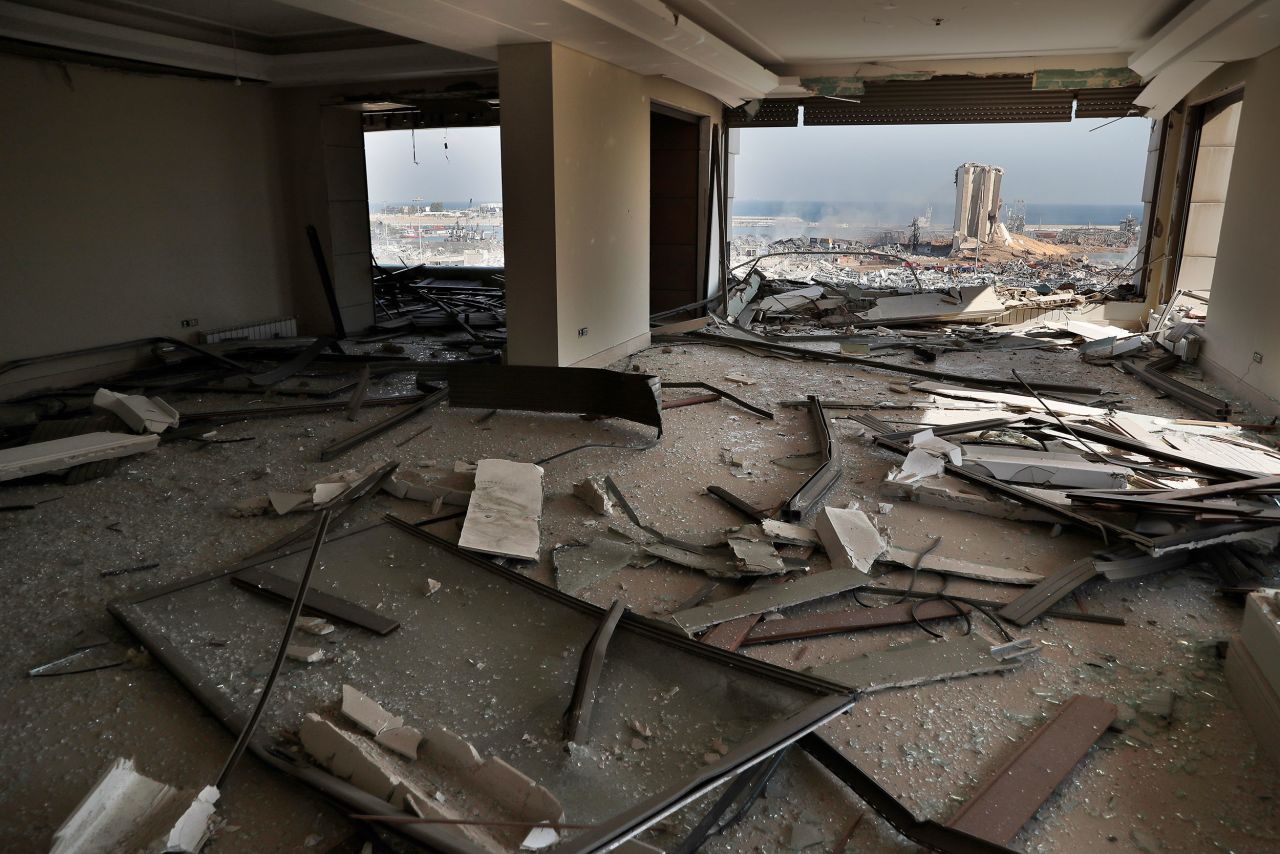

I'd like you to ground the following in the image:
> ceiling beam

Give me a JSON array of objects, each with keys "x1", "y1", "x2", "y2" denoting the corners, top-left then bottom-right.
[
  {"x1": 1129, "y1": 0, "x2": 1280, "y2": 116},
  {"x1": 272, "y1": 0, "x2": 778, "y2": 102},
  {"x1": 0, "y1": 0, "x2": 492, "y2": 85}
]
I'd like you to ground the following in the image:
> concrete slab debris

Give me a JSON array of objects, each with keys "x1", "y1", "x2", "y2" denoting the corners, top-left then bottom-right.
[
  {"x1": 815, "y1": 507, "x2": 886, "y2": 572},
  {"x1": 809, "y1": 633, "x2": 1020, "y2": 692},
  {"x1": 298, "y1": 713, "x2": 426, "y2": 810},
  {"x1": 268, "y1": 490, "x2": 312, "y2": 515},
  {"x1": 671, "y1": 568, "x2": 872, "y2": 633},
  {"x1": 92, "y1": 388, "x2": 179, "y2": 433},
  {"x1": 727, "y1": 531, "x2": 787, "y2": 574},
  {"x1": 553, "y1": 537, "x2": 637, "y2": 594},
  {"x1": 880, "y1": 474, "x2": 1060, "y2": 522},
  {"x1": 342, "y1": 684, "x2": 404, "y2": 735},
  {"x1": 882, "y1": 545, "x2": 1045, "y2": 585},
  {"x1": 51, "y1": 757, "x2": 218, "y2": 854},
  {"x1": 0, "y1": 431, "x2": 158, "y2": 483},
  {"x1": 458, "y1": 458, "x2": 545, "y2": 561}
]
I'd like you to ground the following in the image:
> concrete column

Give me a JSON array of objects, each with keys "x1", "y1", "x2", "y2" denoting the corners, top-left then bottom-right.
[{"x1": 499, "y1": 43, "x2": 651, "y2": 366}]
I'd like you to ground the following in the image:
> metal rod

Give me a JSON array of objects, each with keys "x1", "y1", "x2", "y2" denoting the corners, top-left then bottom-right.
[{"x1": 215, "y1": 509, "x2": 332, "y2": 789}]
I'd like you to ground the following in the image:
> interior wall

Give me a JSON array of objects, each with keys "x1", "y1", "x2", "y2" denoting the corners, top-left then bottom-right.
[
  {"x1": 0, "y1": 54, "x2": 292, "y2": 366},
  {"x1": 497, "y1": 43, "x2": 560, "y2": 366},
  {"x1": 551, "y1": 44, "x2": 651, "y2": 366},
  {"x1": 1200, "y1": 46, "x2": 1280, "y2": 411}
]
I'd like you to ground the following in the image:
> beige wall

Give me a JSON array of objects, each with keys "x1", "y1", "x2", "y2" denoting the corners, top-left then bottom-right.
[
  {"x1": 0, "y1": 54, "x2": 292, "y2": 365},
  {"x1": 1200, "y1": 47, "x2": 1280, "y2": 412},
  {"x1": 500, "y1": 44, "x2": 725, "y2": 366},
  {"x1": 551, "y1": 44, "x2": 651, "y2": 366}
]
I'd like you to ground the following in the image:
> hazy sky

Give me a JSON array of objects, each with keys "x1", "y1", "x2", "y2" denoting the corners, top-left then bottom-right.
[
  {"x1": 365, "y1": 127, "x2": 503, "y2": 203},
  {"x1": 364, "y1": 116, "x2": 1151, "y2": 205},
  {"x1": 734, "y1": 116, "x2": 1152, "y2": 206}
]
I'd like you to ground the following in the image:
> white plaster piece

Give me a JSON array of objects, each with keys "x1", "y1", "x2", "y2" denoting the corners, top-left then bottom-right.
[
  {"x1": 458, "y1": 459, "x2": 545, "y2": 561},
  {"x1": 0, "y1": 432, "x2": 158, "y2": 482},
  {"x1": 51, "y1": 757, "x2": 217, "y2": 854},
  {"x1": 92, "y1": 388, "x2": 179, "y2": 433},
  {"x1": 815, "y1": 507, "x2": 886, "y2": 572}
]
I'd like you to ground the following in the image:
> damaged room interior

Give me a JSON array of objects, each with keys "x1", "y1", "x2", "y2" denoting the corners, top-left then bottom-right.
[{"x1": 6, "y1": 1, "x2": 1280, "y2": 852}]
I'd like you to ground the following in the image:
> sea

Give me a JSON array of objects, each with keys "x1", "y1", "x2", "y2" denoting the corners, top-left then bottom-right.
[{"x1": 730, "y1": 200, "x2": 1140, "y2": 231}]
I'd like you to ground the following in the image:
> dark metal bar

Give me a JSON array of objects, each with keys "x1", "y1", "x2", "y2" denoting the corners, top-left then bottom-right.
[
  {"x1": 683, "y1": 330, "x2": 1102, "y2": 395},
  {"x1": 665, "y1": 381, "x2": 774, "y2": 420},
  {"x1": 563, "y1": 600, "x2": 626, "y2": 744},
  {"x1": 216, "y1": 510, "x2": 331, "y2": 789},
  {"x1": 673, "y1": 749, "x2": 786, "y2": 854},
  {"x1": 318, "y1": 386, "x2": 447, "y2": 461},
  {"x1": 798, "y1": 733, "x2": 1017, "y2": 854},
  {"x1": 706, "y1": 485, "x2": 766, "y2": 522},
  {"x1": 182, "y1": 392, "x2": 428, "y2": 424},
  {"x1": 305, "y1": 224, "x2": 348, "y2": 339},
  {"x1": 231, "y1": 568, "x2": 399, "y2": 635},
  {"x1": 1120, "y1": 354, "x2": 1231, "y2": 419},
  {"x1": 855, "y1": 585, "x2": 1124, "y2": 626},
  {"x1": 782, "y1": 396, "x2": 841, "y2": 521}
]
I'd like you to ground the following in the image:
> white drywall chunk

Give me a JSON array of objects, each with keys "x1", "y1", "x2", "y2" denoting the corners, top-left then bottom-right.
[
  {"x1": 521, "y1": 826, "x2": 561, "y2": 850},
  {"x1": 299, "y1": 714, "x2": 423, "y2": 808},
  {"x1": 815, "y1": 507, "x2": 886, "y2": 573},
  {"x1": 458, "y1": 459, "x2": 545, "y2": 561},
  {"x1": 51, "y1": 757, "x2": 217, "y2": 854},
  {"x1": 572, "y1": 476, "x2": 613, "y2": 515},
  {"x1": 888, "y1": 448, "x2": 946, "y2": 484},
  {"x1": 296, "y1": 616, "x2": 334, "y2": 636},
  {"x1": 962, "y1": 446, "x2": 1131, "y2": 489},
  {"x1": 285, "y1": 644, "x2": 323, "y2": 663},
  {"x1": 760, "y1": 519, "x2": 820, "y2": 544},
  {"x1": 341, "y1": 684, "x2": 404, "y2": 735},
  {"x1": 909, "y1": 429, "x2": 963, "y2": 464},
  {"x1": 422, "y1": 725, "x2": 484, "y2": 771},
  {"x1": 376, "y1": 725, "x2": 423, "y2": 760},
  {"x1": 92, "y1": 388, "x2": 179, "y2": 433},
  {"x1": 0, "y1": 432, "x2": 158, "y2": 483}
]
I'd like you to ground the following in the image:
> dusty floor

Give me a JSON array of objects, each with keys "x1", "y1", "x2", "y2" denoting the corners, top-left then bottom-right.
[{"x1": 1, "y1": 337, "x2": 1277, "y2": 853}]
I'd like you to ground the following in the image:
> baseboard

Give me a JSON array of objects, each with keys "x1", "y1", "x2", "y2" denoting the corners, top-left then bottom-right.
[{"x1": 568, "y1": 330, "x2": 651, "y2": 369}]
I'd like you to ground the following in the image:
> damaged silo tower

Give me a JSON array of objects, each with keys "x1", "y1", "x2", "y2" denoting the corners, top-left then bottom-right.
[{"x1": 952, "y1": 162, "x2": 1004, "y2": 250}]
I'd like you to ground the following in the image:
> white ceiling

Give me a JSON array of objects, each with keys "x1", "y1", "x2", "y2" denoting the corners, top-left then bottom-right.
[
  {"x1": 662, "y1": 0, "x2": 1189, "y2": 70},
  {"x1": 14, "y1": 0, "x2": 413, "y2": 51}
]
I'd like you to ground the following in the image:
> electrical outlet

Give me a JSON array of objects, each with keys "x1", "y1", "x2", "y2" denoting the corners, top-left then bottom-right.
[
  {"x1": 1253, "y1": 352, "x2": 1264, "y2": 364},
  {"x1": 578, "y1": 327, "x2": 589, "y2": 337},
  {"x1": 181, "y1": 318, "x2": 199, "y2": 328}
]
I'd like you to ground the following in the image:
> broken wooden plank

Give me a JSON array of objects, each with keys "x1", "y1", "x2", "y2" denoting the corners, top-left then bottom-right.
[
  {"x1": 671, "y1": 569, "x2": 872, "y2": 633},
  {"x1": 741, "y1": 599, "x2": 972, "y2": 645},
  {"x1": 701, "y1": 614, "x2": 763, "y2": 651},
  {"x1": 231, "y1": 567, "x2": 399, "y2": 635},
  {"x1": 0, "y1": 432, "x2": 158, "y2": 482},
  {"x1": 809, "y1": 633, "x2": 1019, "y2": 692},
  {"x1": 458, "y1": 459, "x2": 545, "y2": 561},
  {"x1": 945, "y1": 695, "x2": 1117, "y2": 845},
  {"x1": 997, "y1": 557, "x2": 1098, "y2": 627}
]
